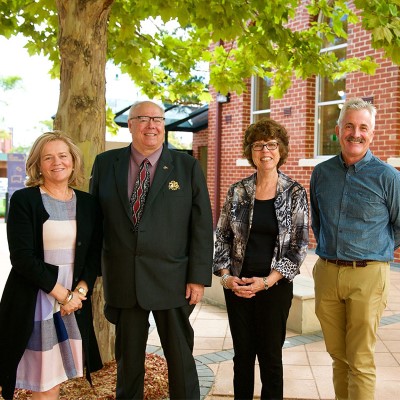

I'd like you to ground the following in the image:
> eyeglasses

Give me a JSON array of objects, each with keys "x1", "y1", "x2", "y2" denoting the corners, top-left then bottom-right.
[
  {"x1": 129, "y1": 116, "x2": 165, "y2": 124},
  {"x1": 251, "y1": 142, "x2": 279, "y2": 151}
]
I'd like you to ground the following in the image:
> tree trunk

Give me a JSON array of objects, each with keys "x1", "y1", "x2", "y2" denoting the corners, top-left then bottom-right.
[{"x1": 54, "y1": 0, "x2": 115, "y2": 363}]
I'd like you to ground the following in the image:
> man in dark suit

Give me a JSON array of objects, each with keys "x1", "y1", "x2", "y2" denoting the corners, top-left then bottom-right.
[{"x1": 89, "y1": 100, "x2": 213, "y2": 399}]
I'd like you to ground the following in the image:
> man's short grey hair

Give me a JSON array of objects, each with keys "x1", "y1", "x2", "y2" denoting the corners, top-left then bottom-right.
[
  {"x1": 128, "y1": 101, "x2": 165, "y2": 119},
  {"x1": 337, "y1": 97, "x2": 377, "y2": 129}
]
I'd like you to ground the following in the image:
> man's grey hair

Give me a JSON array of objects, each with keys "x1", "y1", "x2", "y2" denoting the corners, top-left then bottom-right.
[
  {"x1": 337, "y1": 97, "x2": 377, "y2": 129},
  {"x1": 128, "y1": 100, "x2": 165, "y2": 119}
]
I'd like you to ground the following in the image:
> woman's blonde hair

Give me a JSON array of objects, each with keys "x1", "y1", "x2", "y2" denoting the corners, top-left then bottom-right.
[{"x1": 25, "y1": 131, "x2": 85, "y2": 187}]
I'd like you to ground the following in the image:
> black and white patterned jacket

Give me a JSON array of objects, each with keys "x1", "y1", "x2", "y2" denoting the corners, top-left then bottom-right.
[{"x1": 213, "y1": 171, "x2": 309, "y2": 281}]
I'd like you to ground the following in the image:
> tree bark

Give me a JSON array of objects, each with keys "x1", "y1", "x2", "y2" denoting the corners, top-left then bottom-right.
[{"x1": 55, "y1": 0, "x2": 115, "y2": 363}]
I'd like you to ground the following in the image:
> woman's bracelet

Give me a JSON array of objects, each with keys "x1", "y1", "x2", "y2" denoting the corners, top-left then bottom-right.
[
  {"x1": 220, "y1": 273, "x2": 231, "y2": 289},
  {"x1": 58, "y1": 289, "x2": 73, "y2": 306}
]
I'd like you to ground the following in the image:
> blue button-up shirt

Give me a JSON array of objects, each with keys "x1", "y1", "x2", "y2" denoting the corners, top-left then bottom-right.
[{"x1": 310, "y1": 150, "x2": 400, "y2": 261}]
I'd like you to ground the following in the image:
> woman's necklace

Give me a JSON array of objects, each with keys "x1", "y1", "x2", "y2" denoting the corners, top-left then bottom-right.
[{"x1": 42, "y1": 185, "x2": 72, "y2": 201}]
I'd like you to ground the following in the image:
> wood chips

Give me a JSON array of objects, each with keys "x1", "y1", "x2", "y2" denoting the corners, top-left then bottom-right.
[{"x1": 13, "y1": 353, "x2": 169, "y2": 400}]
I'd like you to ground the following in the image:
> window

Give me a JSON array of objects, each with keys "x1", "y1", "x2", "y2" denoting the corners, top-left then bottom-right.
[
  {"x1": 251, "y1": 76, "x2": 271, "y2": 122},
  {"x1": 315, "y1": 14, "x2": 347, "y2": 156}
]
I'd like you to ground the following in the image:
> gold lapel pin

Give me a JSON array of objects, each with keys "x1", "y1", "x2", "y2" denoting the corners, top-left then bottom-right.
[{"x1": 168, "y1": 181, "x2": 180, "y2": 190}]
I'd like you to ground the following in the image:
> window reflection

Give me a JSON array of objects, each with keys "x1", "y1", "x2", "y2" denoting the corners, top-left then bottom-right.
[
  {"x1": 252, "y1": 76, "x2": 271, "y2": 121},
  {"x1": 253, "y1": 113, "x2": 270, "y2": 122},
  {"x1": 322, "y1": 15, "x2": 348, "y2": 48},
  {"x1": 318, "y1": 104, "x2": 341, "y2": 155},
  {"x1": 255, "y1": 76, "x2": 271, "y2": 111},
  {"x1": 319, "y1": 50, "x2": 346, "y2": 103},
  {"x1": 316, "y1": 14, "x2": 347, "y2": 156}
]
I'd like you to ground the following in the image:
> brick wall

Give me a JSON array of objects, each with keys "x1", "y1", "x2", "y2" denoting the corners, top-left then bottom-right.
[
  {"x1": 192, "y1": 127, "x2": 209, "y2": 160},
  {"x1": 192, "y1": 1, "x2": 400, "y2": 261}
]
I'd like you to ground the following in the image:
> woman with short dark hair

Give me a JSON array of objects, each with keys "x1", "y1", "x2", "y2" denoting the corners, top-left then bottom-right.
[{"x1": 213, "y1": 119, "x2": 309, "y2": 399}]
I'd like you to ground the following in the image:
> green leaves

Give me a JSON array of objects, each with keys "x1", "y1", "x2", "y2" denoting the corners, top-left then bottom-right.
[
  {"x1": 0, "y1": 75, "x2": 22, "y2": 91},
  {"x1": 1, "y1": 0, "x2": 398, "y2": 101},
  {"x1": 106, "y1": 106, "x2": 120, "y2": 136},
  {"x1": 355, "y1": 0, "x2": 400, "y2": 63}
]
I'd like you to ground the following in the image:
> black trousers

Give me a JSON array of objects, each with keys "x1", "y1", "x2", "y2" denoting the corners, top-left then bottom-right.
[
  {"x1": 107, "y1": 302, "x2": 199, "y2": 399},
  {"x1": 224, "y1": 281, "x2": 293, "y2": 400}
]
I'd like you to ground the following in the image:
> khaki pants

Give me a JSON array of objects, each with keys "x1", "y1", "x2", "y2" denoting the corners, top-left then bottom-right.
[{"x1": 313, "y1": 258, "x2": 390, "y2": 400}]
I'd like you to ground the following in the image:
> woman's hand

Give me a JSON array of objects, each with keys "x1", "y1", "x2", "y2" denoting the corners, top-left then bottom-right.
[
  {"x1": 232, "y1": 277, "x2": 265, "y2": 298},
  {"x1": 60, "y1": 291, "x2": 83, "y2": 316},
  {"x1": 60, "y1": 281, "x2": 88, "y2": 316},
  {"x1": 224, "y1": 276, "x2": 256, "y2": 298},
  {"x1": 233, "y1": 271, "x2": 283, "y2": 298}
]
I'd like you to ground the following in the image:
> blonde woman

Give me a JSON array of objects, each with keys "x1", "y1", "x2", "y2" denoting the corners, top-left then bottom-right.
[{"x1": 0, "y1": 131, "x2": 102, "y2": 400}]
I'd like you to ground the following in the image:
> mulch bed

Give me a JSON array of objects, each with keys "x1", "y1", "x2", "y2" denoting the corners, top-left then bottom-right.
[{"x1": 13, "y1": 353, "x2": 169, "y2": 399}]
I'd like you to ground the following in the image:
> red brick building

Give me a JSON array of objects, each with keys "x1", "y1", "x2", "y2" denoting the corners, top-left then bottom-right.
[{"x1": 192, "y1": 2, "x2": 400, "y2": 260}]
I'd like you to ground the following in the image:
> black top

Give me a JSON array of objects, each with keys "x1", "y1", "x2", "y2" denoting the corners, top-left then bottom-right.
[{"x1": 241, "y1": 198, "x2": 278, "y2": 277}]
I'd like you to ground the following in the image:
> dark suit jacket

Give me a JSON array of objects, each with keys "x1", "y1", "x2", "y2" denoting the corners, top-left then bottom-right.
[
  {"x1": 0, "y1": 187, "x2": 102, "y2": 400},
  {"x1": 90, "y1": 144, "x2": 213, "y2": 310}
]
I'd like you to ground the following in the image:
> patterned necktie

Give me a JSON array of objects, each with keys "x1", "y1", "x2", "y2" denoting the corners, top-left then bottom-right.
[{"x1": 130, "y1": 158, "x2": 150, "y2": 229}]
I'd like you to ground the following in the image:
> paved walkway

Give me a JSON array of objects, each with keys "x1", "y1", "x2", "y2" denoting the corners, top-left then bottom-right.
[
  {"x1": 1, "y1": 220, "x2": 400, "y2": 399},
  {"x1": 147, "y1": 253, "x2": 400, "y2": 400}
]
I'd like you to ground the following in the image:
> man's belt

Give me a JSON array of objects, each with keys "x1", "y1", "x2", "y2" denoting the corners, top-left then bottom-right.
[{"x1": 320, "y1": 257, "x2": 374, "y2": 268}]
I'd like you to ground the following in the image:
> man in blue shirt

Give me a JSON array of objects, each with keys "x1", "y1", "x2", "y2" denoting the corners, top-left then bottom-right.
[{"x1": 310, "y1": 97, "x2": 400, "y2": 400}]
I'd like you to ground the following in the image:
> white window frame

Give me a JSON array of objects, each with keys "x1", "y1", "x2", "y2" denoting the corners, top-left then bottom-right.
[
  {"x1": 314, "y1": 18, "x2": 347, "y2": 157},
  {"x1": 251, "y1": 76, "x2": 271, "y2": 122}
]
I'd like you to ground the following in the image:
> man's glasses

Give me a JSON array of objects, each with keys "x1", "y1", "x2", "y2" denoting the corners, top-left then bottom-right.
[
  {"x1": 129, "y1": 116, "x2": 165, "y2": 124},
  {"x1": 251, "y1": 142, "x2": 279, "y2": 151}
]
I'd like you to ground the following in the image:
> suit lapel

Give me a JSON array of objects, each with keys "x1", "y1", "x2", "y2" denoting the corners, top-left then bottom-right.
[
  {"x1": 144, "y1": 146, "x2": 173, "y2": 210},
  {"x1": 114, "y1": 145, "x2": 132, "y2": 222}
]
